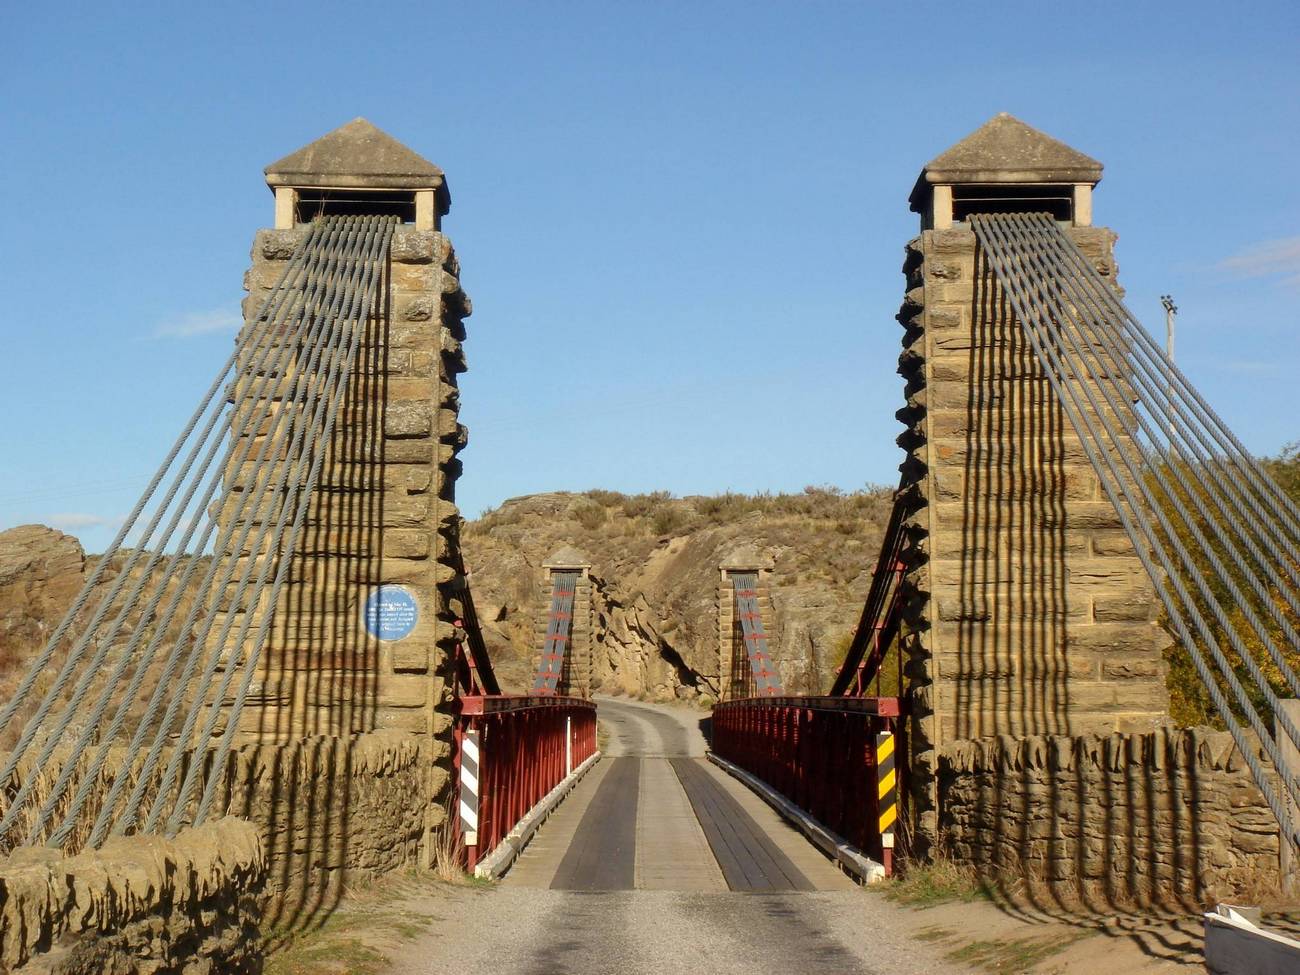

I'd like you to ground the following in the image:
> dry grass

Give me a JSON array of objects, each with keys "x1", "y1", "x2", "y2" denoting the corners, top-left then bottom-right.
[
  {"x1": 885, "y1": 850, "x2": 990, "y2": 907},
  {"x1": 573, "y1": 502, "x2": 606, "y2": 531},
  {"x1": 915, "y1": 924, "x2": 1089, "y2": 974},
  {"x1": 428, "y1": 791, "x2": 468, "y2": 884},
  {"x1": 265, "y1": 797, "x2": 491, "y2": 973},
  {"x1": 474, "y1": 486, "x2": 895, "y2": 541},
  {"x1": 0, "y1": 745, "x2": 178, "y2": 855}
]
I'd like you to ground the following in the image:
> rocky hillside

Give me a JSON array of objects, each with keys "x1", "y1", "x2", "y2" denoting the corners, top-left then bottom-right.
[
  {"x1": 0, "y1": 526, "x2": 220, "y2": 749},
  {"x1": 0, "y1": 525, "x2": 91, "y2": 702},
  {"x1": 461, "y1": 487, "x2": 894, "y2": 701}
]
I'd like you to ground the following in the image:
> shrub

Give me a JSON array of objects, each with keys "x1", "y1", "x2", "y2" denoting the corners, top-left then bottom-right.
[
  {"x1": 621, "y1": 491, "x2": 674, "y2": 519},
  {"x1": 651, "y1": 506, "x2": 688, "y2": 535},
  {"x1": 696, "y1": 492, "x2": 754, "y2": 523},
  {"x1": 574, "y1": 502, "x2": 606, "y2": 531}
]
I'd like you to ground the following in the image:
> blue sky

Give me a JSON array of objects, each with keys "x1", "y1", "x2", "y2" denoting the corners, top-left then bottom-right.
[{"x1": 2, "y1": 1, "x2": 1298, "y2": 550}]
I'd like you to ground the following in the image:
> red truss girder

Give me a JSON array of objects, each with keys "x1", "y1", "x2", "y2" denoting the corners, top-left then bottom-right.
[{"x1": 711, "y1": 696, "x2": 904, "y2": 872}]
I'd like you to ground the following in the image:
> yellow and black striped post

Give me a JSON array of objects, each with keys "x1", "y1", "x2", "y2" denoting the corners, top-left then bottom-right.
[{"x1": 876, "y1": 730, "x2": 897, "y2": 874}]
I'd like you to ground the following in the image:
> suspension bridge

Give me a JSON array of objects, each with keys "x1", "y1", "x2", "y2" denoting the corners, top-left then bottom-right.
[{"x1": 0, "y1": 114, "x2": 1297, "y2": 972}]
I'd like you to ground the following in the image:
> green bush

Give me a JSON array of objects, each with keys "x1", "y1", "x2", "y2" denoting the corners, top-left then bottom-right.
[{"x1": 1158, "y1": 443, "x2": 1300, "y2": 728}]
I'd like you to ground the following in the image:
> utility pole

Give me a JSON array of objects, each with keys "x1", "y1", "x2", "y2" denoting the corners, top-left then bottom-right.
[
  {"x1": 1161, "y1": 295, "x2": 1178, "y2": 444},
  {"x1": 1161, "y1": 295, "x2": 1177, "y2": 362}
]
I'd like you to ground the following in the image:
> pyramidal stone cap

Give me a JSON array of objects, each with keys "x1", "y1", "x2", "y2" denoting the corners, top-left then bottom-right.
[
  {"x1": 720, "y1": 545, "x2": 775, "y2": 573},
  {"x1": 910, "y1": 113, "x2": 1103, "y2": 229},
  {"x1": 264, "y1": 118, "x2": 449, "y2": 229},
  {"x1": 543, "y1": 546, "x2": 592, "y2": 572}
]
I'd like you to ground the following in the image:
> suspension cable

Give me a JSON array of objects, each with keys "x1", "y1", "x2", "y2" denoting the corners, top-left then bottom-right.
[
  {"x1": 0, "y1": 215, "x2": 396, "y2": 852},
  {"x1": 970, "y1": 213, "x2": 1300, "y2": 848}
]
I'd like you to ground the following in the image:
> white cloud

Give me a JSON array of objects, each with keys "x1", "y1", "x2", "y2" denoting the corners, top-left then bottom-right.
[
  {"x1": 1217, "y1": 236, "x2": 1300, "y2": 289},
  {"x1": 152, "y1": 307, "x2": 242, "y2": 339},
  {"x1": 46, "y1": 512, "x2": 126, "y2": 531}
]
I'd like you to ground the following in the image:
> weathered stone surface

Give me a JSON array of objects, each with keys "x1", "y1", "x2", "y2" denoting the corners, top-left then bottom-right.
[
  {"x1": 384, "y1": 401, "x2": 433, "y2": 438},
  {"x1": 397, "y1": 295, "x2": 435, "y2": 322},
  {"x1": 939, "y1": 728, "x2": 1278, "y2": 904},
  {"x1": 215, "y1": 731, "x2": 432, "y2": 918},
  {"x1": 0, "y1": 526, "x2": 87, "y2": 676},
  {"x1": 392, "y1": 262, "x2": 437, "y2": 292},
  {"x1": 256, "y1": 227, "x2": 309, "y2": 260},
  {"x1": 0, "y1": 818, "x2": 264, "y2": 973},
  {"x1": 226, "y1": 211, "x2": 473, "y2": 754},
  {"x1": 892, "y1": 195, "x2": 1169, "y2": 863},
  {"x1": 265, "y1": 118, "x2": 444, "y2": 191},
  {"x1": 389, "y1": 229, "x2": 439, "y2": 264}
]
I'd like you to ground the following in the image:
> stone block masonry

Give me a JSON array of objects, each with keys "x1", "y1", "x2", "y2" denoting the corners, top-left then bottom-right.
[
  {"x1": 0, "y1": 731, "x2": 426, "y2": 970},
  {"x1": 223, "y1": 223, "x2": 472, "y2": 856},
  {"x1": 219, "y1": 729, "x2": 429, "y2": 921},
  {"x1": 939, "y1": 729, "x2": 1279, "y2": 904},
  {"x1": 232, "y1": 225, "x2": 469, "y2": 740},
  {"x1": 534, "y1": 552, "x2": 594, "y2": 697},
  {"x1": 894, "y1": 223, "x2": 1172, "y2": 852},
  {"x1": 717, "y1": 553, "x2": 777, "y2": 701}
]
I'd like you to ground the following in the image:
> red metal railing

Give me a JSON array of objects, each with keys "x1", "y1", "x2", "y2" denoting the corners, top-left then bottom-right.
[
  {"x1": 711, "y1": 695, "x2": 903, "y2": 873},
  {"x1": 455, "y1": 695, "x2": 597, "y2": 870}
]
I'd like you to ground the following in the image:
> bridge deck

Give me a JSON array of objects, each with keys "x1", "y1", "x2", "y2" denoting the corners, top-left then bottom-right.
[
  {"x1": 504, "y1": 697, "x2": 853, "y2": 892},
  {"x1": 385, "y1": 698, "x2": 970, "y2": 975}
]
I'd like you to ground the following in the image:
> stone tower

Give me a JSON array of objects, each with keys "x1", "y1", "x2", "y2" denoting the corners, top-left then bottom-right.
[
  {"x1": 717, "y1": 546, "x2": 777, "y2": 700},
  {"x1": 223, "y1": 119, "x2": 471, "y2": 749},
  {"x1": 894, "y1": 114, "x2": 1171, "y2": 842},
  {"x1": 535, "y1": 547, "x2": 594, "y2": 698}
]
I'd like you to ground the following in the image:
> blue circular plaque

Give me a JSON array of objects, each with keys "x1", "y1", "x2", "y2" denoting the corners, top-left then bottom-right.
[{"x1": 363, "y1": 585, "x2": 419, "y2": 641}]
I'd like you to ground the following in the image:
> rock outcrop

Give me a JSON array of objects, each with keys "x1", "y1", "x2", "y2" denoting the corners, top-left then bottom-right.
[
  {"x1": 462, "y1": 488, "x2": 893, "y2": 701},
  {"x1": 0, "y1": 526, "x2": 90, "y2": 699}
]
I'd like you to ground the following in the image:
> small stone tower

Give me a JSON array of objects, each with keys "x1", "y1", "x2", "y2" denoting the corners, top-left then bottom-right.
[
  {"x1": 895, "y1": 114, "x2": 1171, "y2": 841},
  {"x1": 717, "y1": 546, "x2": 778, "y2": 700},
  {"x1": 224, "y1": 119, "x2": 471, "y2": 750},
  {"x1": 535, "y1": 547, "x2": 594, "y2": 697}
]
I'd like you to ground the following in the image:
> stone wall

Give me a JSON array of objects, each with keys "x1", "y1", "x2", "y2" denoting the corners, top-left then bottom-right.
[
  {"x1": 219, "y1": 729, "x2": 430, "y2": 926},
  {"x1": 0, "y1": 818, "x2": 263, "y2": 974},
  {"x1": 894, "y1": 223, "x2": 1172, "y2": 848},
  {"x1": 939, "y1": 729, "x2": 1279, "y2": 905},
  {"x1": 0, "y1": 729, "x2": 434, "y2": 969}
]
